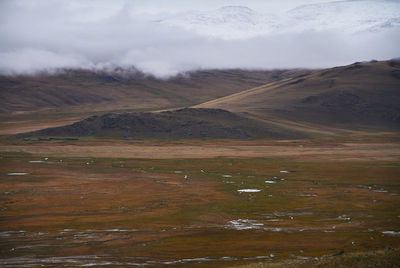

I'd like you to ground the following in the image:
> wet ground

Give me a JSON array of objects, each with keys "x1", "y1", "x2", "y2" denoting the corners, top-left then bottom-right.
[{"x1": 0, "y1": 146, "x2": 399, "y2": 267}]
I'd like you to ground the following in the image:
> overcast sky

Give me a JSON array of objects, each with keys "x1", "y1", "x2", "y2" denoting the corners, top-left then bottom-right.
[{"x1": 0, "y1": 0, "x2": 399, "y2": 77}]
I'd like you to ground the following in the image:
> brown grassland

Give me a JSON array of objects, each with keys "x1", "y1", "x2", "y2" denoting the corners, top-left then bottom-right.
[{"x1": 0, "y1": 135, "x2": 399, "y2": 267}]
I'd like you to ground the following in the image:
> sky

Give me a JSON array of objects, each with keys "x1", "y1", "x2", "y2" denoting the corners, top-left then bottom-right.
[{"x1": 0, "y1": 0, "x2": 399, "y2": 77}]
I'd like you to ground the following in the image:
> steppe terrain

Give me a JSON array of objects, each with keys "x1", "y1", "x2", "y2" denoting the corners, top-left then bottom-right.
[{"x1": 0, "y1": 60, "x2": 399, "y2": 267}]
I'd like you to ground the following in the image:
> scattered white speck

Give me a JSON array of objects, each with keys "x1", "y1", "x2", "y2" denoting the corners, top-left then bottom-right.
[
  {"x1": 337, "y1": 215, "x2": 351, "y2": 221},
  {"x1": 184, "y1": 175, "x2": 188, "y2": 179},
  {"x1": 86, "y1": 162, "x2": 90, "y2": 165},
  {"x1": 223, "y1": 175, "x2": 232, "y2": 178},
  {"x1": 227, "y1": 219, "x2": 264, "y2": 230},
  {"x1": 29, "y1": 160, "x2": 44, "y2": 163},
  {"x1": 7, "y1": 172, "x2": 29, "y2": 176},
  {"x1": 44, "y1": 158, "x2": 48, "y2": 160},
  {"x1": 290, "y1": 216, "x2": 294, "y2": 220},
  {"x1": 373, "y1": 189, "x2": 388, "y2": 193},
  {"x1": 270, "y1": 253, "x2": 275, "y2": 258},
  {"x1": 352, "y1": 241, "x2": 355, "y2": 246},
  {"x1": 280, "y1": 170, "x2": 290, "y2": 173},
  {"x1": 382, "y1": 231, "x2": 400, "y2": 236},
  {"x1": 237, "y1": 189, "x2": 261, "y2": 193},
  {"x1": 265, "y1": 180, "x2": 276, "y2": 184}
]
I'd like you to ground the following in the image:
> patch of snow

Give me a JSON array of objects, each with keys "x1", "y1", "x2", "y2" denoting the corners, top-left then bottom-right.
[
  {"x1": 0, "y1": 230, "x2": 25, "y2": 237},
  {"x1": 237, "y1": 189, "x2": 261, "y2": 193},
  {"x1": 280, "y1": 170, "x2": 290, "y2": 173},
  {"x1": 222, "y1": 175, "x2": 232, "y2": 178},
  {"x1": 227, "y1": 219, "x2": 264, "y2": 230},
  {"x1": 373, "y1": 189, "x2": 388, "y2": 193},
  {"x1": 7, "y1": 172, "x2": 29, "y2": 176},
  {"x1": 29, "y1": 160, "x2": 45, "y2": 163},
  {"x1": 382, "y1": 231, "x2": 400, "y2": 236},
  {"x1": 265, "y1": 180, "x2": 276, "y2": 184}
]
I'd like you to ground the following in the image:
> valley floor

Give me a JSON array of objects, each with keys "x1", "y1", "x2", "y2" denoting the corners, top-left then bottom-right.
[{"x1": 0, "y1": 137, "x2": 399, "y2": 267}]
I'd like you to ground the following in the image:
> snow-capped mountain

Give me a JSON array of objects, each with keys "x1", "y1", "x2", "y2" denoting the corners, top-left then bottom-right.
[
  {"x1": 288, "y1": 0, "x2": 400, "y2": 33},
  {"x1": 156, "y1": 1, "x2": 400, "y2": 40},
  {"x1": 156, "y1": 6, "x2": 278, "y2": 40}
]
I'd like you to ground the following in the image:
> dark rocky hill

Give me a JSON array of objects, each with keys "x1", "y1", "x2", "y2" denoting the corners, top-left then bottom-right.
[{"x1": 19, "y1": 108, "x2": 304, "y2": 139}]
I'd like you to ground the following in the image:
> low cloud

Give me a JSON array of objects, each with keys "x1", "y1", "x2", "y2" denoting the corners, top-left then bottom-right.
[{"x1": 0, "y1": 0, "x2": 399, "y2": 77}]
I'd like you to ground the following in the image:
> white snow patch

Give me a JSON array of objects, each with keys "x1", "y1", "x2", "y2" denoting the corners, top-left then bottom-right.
[
  {"x1": 7, "y1": 172, "x2": 29, "y2": 176},
  {"x1": 227, "y1": 219, "x2": 264, "y2": 230},
  {"x1": 223, "y1": 175, "x2": 232, "y2": 178},
  {"x1": 382, "y1": 231, "x2": 400, "y2": 236},
  {"x1": 237, "y1": 189, "x2": 261, "y2": 193},
  {"x1": 373, "y1": 189, "x2": 388, "y2": 193},
  {"x1": 265, "y1": 180, "x2": 276, "y2": 184}
]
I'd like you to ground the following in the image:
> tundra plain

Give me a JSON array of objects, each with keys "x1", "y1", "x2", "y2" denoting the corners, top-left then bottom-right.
[{"x1": 1, "y1": 61, "x2": 399, "y2": 267}]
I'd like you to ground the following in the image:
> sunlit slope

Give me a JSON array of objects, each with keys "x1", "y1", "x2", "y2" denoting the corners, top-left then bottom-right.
[{"x1": 197, "y1": 60, "x2": 400, "y2": 131}]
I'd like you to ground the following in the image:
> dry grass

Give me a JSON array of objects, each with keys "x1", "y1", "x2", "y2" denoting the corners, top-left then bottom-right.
[
  {"x1": 1, "y1": 139, "x2": 399, "y2": 266},
  {"x1": 1, "y1": 138, "x2": 400, "y2": 161},
  {"x1": 231, "y1": 249, "x2": 400, "y2": 268}
]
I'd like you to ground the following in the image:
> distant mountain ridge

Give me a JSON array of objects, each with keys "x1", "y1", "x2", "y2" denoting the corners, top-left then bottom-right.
[
  {"x1": 0, "y1": 69, "x2": 308, "y2": 114},
  {"x1": 158, "y1": 1, "x2": 400, "y2": 39}
]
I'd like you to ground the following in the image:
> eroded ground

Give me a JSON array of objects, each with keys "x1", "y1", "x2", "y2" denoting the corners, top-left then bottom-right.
[{"x1": 0, "y1": 139, "x2": 399, "y2": 267}]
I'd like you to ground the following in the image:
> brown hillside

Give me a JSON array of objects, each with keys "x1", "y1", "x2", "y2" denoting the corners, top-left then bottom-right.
[
  {"x1": 0, "y1": 68, "x2": 309, "y2": 114},
  {"x1": 196, "y1": 60, "x2": 400, "y2": 131}
]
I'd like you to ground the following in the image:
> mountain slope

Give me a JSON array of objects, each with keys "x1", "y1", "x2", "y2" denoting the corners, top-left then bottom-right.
[
  {"x1": 19, "y1": 108, "x2": 304, "y2": 139},
  {"x1": 0, "y1": 68, "x2": 309, "y2": 114},
  {"x1": 196, "y1": 60, "x2": 400, "y2": 131},
  {"x1": 157, "y1": 1, "x2": 400, "y2": 40}
]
